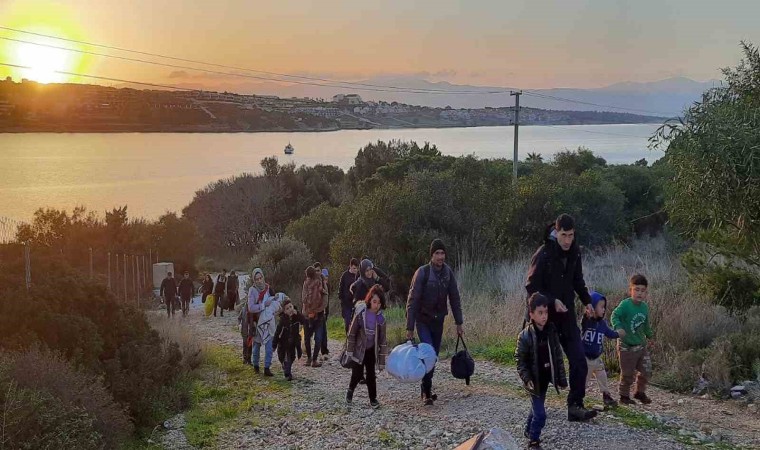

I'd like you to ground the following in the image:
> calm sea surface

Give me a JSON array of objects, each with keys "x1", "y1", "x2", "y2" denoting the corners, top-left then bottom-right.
[{"x1": 0, "y1": 124, "x2": 662, "y2": 221}]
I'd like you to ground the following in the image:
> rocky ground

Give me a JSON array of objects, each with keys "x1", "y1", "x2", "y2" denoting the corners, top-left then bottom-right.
[{"x1": 154, "y1": 300, "x2": 760, "y2": 449}]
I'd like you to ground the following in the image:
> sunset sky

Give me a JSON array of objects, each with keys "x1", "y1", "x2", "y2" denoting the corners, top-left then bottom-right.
[{"x1": 0, "y1": 0, "x2": 758, "y2": 91}]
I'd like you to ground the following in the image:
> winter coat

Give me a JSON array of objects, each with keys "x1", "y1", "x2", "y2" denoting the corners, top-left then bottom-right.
[
  {"x1": 201, "y1": 278, "x2": 214, "y2": 296},
  {"x1": 351, "y1": 266, "x2": 390, "y2": 304},
  {"x1": 226, "y1": 274, "x2": 239, "y2": 292},
  {"x1": 238, "y1": 302, "x2": 250, "y2": 338},
  {"x1": 405, "y1": 263, "x2": 463, "y2": 330},
  {"x1": 525, "y1": 229, "x2": 592, "y2": 323},
  {"x1": 273, "y1": 311, "x2": 306, "y2": 362},
  {"x1": 515, "y1": 322, "x2": 568, "y2": 396},
  {"x1": 177, "y1": 278, "x2": 195, "y2": 300},
  {"x1": 214, "y1": 274, "x2": 227, "y2": 295},
  {"x1": 346, "y1": 302, "x2": 388, "y2": 369},
  {"x1": 302, "y1": 277, "x2": 325, "y2": 317},
  {"x1": 339, "y1": 269, "x2": 359, "y2": 309},
  {"x1": 160, "y1": 277, "x2": 177, "y2": 299}
]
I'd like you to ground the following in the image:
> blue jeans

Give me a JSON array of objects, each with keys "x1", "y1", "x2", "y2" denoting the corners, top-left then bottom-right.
[
  {"x1": 305, "y1": 314, "x2": 325, "y2": 360},
  {"x1": 342, "y1": 305, "x2": 353, "y2": 333},
  {"x1": 252, "y1": 339, "x2": 273, "y2": 369},
  {"x1": 416, "y1": 317, "x2": 445, "y2": 396},
  {"x1": 525, "y1": 382, "x2": 549, "y2": 441}
]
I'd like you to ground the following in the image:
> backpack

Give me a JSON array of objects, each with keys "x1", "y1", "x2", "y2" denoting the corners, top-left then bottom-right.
[{"x1": 450, "y1": 335, "x2": 475, "y2": 385}]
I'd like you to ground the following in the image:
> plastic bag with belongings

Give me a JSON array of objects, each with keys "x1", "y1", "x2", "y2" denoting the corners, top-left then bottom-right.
[
  {"x1": 204, "y1": 294, "x2": 215, "y2": 316},
  {"x1": 386, "y1": 341, "x2": 437, "y2": 383}
]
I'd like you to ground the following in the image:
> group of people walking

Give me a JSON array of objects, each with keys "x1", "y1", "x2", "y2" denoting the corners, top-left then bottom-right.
[
  {"x1": 159, "y1": 271, "x2": 196, "y2": 317},
  {"x1": 160, "y1": 212, "x2": 655, "y2": 449}
]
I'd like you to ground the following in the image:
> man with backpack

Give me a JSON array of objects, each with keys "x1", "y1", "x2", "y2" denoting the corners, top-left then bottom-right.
[
  {"x1": 525, "y1": 213, "x2": 597, "y2": 422},
  {"x1": 405, "y1": 239, "x2": 464, "y2": 406}
]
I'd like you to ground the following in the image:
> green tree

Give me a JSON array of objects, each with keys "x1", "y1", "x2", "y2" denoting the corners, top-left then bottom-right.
[{"x1": 285, "y1": 202, "x2": 343, "y2": 264}]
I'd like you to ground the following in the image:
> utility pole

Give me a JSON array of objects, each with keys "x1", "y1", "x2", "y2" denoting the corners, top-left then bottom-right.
[{"x1": 510, "y1": 90, "x2": 522, "y2": 185}]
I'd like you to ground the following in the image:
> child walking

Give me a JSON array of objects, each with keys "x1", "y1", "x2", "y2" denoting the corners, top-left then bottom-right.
[
  {"x1": 272, "y1": 298, "x2": 305, "y2": 381},
  {"x1": 581, "y1": 290, "x2": 625, "y2": 408},
  {"x1": 516, "y1": 293, "x2": 568, "y2": 449},
  {"x1": 345, "y1": 284, "x2": 388, "y2": 408},
  {"x1": 611, "y1": 274, "x2": 654, "y2": 405}
]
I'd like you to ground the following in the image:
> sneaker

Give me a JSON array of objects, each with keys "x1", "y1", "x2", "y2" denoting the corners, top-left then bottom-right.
[
  {"x1": 253, "y1": 365, "x2": 260, "y2": 374},
  {"x1": 311, "y1": 360, "x2": 322, "y2": 368},
  {"x1": 603, "y1": 392, "x2": 618, "y2": 408},
  {"x1": 567, "y1": 404, "x2": 597, "y2": 422},
  {"x1": 346, "y1": 389, "x2": 353, "y2": 404},
  {"x1": 285, "y1": 374, "x2": 293, "y2": 381},
  {"x1": 423, "y1": 397, "x2": 434, "y2": 406},
  {"x1": 619, "y1": 395, "x2": 636, "y2": 405},
  {"x1": 304, "y1": 358, "x2": 312, "y2": 366},
  {"x1": 528, "y1": 439, "x2": 543, "y2": 449},
  {"x1": 633, "y1": 392, "x2": 652, "y2": 404},
  {"x1": 264, "y1": 368, "x2": 273, "y2": 377},
  {"x1": 322, "y1": 354, "x2": 330, "y2": 361},
  {"x1": 370, "y1": 399, "x2": 380, "y2": 408}
]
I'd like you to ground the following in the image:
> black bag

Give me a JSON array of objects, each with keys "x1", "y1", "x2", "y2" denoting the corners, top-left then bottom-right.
[
  {"x1": 339, "y1": 343, "x2": 359, "y2": 370},
  {"x1": 450, "y1": 335, "x2": 475, "y2": 385}
]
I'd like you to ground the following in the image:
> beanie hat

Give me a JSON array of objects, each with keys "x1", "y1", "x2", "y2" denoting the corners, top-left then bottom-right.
[
  {"x1": 360, "y1": 259, "x2": 374, "y2": 276},
  {"x1": 589, "y1": 290, "x2": 606, "y2": 309},
  {"x1": 430, "y1": 239, "x2": 446, "y2": 256}
]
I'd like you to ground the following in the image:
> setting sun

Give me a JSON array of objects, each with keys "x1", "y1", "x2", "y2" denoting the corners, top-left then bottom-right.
[{"x1": 13, "y1": 41, "x2": 73, "y2": 83}]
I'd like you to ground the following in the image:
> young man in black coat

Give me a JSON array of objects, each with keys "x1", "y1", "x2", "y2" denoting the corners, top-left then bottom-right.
[{"x1": 525, "y1": 213, "x2": 596, "y2": 422}]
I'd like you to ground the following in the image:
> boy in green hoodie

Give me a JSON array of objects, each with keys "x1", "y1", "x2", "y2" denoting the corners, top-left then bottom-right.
[{"x1": 611, "y1": 274, "x2": 654, "y2": 405}]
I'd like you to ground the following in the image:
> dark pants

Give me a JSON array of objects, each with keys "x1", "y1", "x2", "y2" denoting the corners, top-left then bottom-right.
[
  {"x1": 342, "y1": 305, "x2": 353, "y2": 333},
  {"x1": 227, "y1": 290, "x2": 238, "y2": 311},
  {"x1": 320, "y1": 315, "x2": 329, "y2": 355},
  {"x1": 282, "y1": 354, "x2": 293, "y2": 377},
  {"x1": 525, "y1": 379, "x2": 550, "y2": 441},
  {"x1": 214, "y1": 292, "x2": 225, "y2": 316},
  {"x1": 304, "y1": 314, "x2": 325, "y2": 360},
  {"x1": 349, "y1": 348, "x2": 377, "y2": 401},
  {"x1": 180, "y1": 295, "x2": 191, "y2": 316},
  {"x1": 165, "y1": 296, "x2": 176, "y2": 317},
  {"x1": 415, "y1": 316, "x2": 445, "y2": 396},
  {"x1": 555, "y1": 316, "x2": 588, "y2": 407},
  {"x1": 242, "y1": 338, "x2": 252, "y2": 364}
]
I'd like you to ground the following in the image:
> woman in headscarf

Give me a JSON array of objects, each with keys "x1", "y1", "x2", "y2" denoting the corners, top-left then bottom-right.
[{"x1": 247, "y1": 268, "x2": 275, "y2": 375}]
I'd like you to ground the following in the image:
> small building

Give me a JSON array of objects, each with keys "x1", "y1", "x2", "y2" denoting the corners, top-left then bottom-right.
[
  {"x1": 333, "y1": 93, "x2": 363, "y2": 105},
  {"x1": 152, "y1": 262, "x2": 175, "y2": 289}
]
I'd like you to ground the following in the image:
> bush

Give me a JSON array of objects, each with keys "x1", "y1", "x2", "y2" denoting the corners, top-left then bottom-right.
[
  {"x1": 684, "y1": 251, "x2": 760, "y2": 311},
  {"x1": 0, "y1": 349, "x2": 132, "y2": 449},
  {"x1": 248, "y1": 236, "x2": 313, "y2": 296},
  {"x1": 285, "y1": 202, "x2": 343, "y2": 264}
]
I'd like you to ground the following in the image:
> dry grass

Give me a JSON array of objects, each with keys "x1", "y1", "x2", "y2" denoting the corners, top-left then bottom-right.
[{"x1": 148, "y1": 315, "x2": 205, "y2": 372}]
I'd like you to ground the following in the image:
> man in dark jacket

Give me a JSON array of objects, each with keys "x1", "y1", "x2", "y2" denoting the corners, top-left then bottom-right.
[
  {"x1": 525, "y1": 213, "x2": 596, "y2": 422},
  {"x1": 160, "y1": 272, "x2": 178, "y2": 318},
  {"x1": 351, "y1": 259, "x2": 390, "y2": 307},
  {"x1": 226, "y1": 270, "x2": 239, "y2": 311},
  {"x1": 339, "y1": 258, "x2": 360, "y2": 332},
  {"x1": 214, "y1": 269, "x2": 227, "y2": 317},
  {"x1": 405, "y1": 239, "x2": 464, "y2": 405},
  {"x1": 177, "y1": 271, "x2": 195, "y2": 317}
]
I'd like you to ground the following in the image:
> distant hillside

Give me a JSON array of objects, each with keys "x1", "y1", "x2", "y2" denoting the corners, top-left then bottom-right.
[{"x1": 173, "y1": 76, "x2": 716, "y2": 116}]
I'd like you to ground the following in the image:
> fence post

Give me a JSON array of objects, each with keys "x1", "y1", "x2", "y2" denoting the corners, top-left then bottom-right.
[
  {"x1": 133, "y1": 255, "x2": 138, "y2": 306},
  {"x1": 24, "y1": 242, "x2": 31, "y2": 292},
  {"x1": 123, "y1": 254, "x2": 127, "y2": 301},
  {"x1": 107, "y1": 252, "x2": 111, "y2": 290},
  {"x1": 89, "y1": 247, "x2": 93, "y2": 279}
]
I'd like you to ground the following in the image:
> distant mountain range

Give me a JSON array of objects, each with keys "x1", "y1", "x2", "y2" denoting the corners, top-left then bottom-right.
[{"x1": 169, "y1": 76, "x2": 719, "y2": 117}]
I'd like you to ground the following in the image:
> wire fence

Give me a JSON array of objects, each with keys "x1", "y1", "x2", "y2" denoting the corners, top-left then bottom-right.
[{"x1": 1, "y1": 216, "x2": 158, "y2": 305}]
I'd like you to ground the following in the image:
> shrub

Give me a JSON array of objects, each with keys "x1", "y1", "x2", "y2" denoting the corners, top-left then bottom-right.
[
  {"x1": 0, "y1": 349, "x2": 132, "y2": 449},
  {"x1": 248, "y1": 236, "x2": 313, "y2": 296},
  {"x1": 285, "y1": 202, "x2": 343, "y2": 264}
]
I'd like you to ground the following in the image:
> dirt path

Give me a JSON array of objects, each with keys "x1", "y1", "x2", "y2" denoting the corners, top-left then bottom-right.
[{"x1": 156, "y1": 302, "x2": 759, "y2": 449}]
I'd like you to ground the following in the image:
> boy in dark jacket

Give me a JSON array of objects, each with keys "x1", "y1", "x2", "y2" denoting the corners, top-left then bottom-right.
[
  {"x1": 581, "y1": 290, "x2": 625, "y2": 408},
  {"x1": 272, "y1": 299, "x2": 305, "y2": 381},
  {"x1": 516, "y1": 293, "x2": 568, "y2": 450}
]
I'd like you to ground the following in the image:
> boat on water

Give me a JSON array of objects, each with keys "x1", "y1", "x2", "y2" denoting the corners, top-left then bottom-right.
[{"x1": 284, "y1": 143, "x2": 294, "y2": 155}]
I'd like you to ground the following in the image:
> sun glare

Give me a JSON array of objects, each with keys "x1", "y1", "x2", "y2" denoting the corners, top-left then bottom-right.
[{"x1": 14, "y1": 41, "x2": 73, "y2": 83}]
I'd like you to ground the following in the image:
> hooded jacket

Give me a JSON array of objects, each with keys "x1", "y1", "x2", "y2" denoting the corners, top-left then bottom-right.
[
  {"x1": 346, "y1": 301, "x2": 388, "y2": 369},
  {"x1": 515, "y1": 322, "x2": 568, "y2": 396},
  {"x1": 302, "y1": 276, "x2": 325, "y2": 317},
  {"x1": 339, "y1": 269, "x2": 359, "y2": 309},
  {"x1": 273, "y1": 310, "x2": 306, "y2": 362},
  {"x1": 581, "y1": 291, "x2": 620, "y2": 359},
  {"x1": 525, "y1": 226, "x2": 592, "y2": 323}
]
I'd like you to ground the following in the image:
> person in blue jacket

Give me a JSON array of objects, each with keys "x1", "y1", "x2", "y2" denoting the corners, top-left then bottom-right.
[{"x1": 581, "y1": 290, "x2": 625, "y2": 408}]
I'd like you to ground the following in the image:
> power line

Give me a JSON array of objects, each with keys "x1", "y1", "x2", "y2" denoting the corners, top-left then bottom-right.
[
  {"x1": 0, "y1": 26, "x2": 512, "y2": 95},
  {"x1": 0, "y1": 25, "x2": 679, "y2": 116},
  {"x1": 0, "y1": 62, "x2": 196, "y2": 91},
  {"x1": 0, "y1": 35, "x2": 517, "y2": 95}
]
